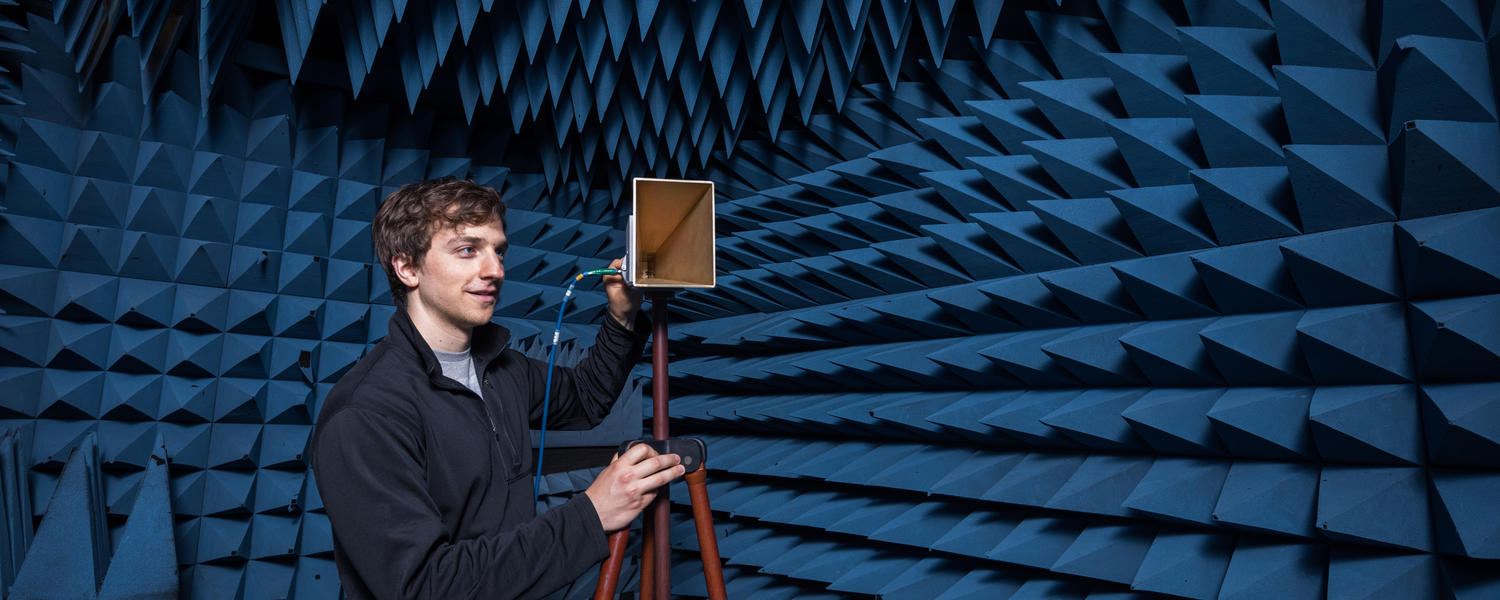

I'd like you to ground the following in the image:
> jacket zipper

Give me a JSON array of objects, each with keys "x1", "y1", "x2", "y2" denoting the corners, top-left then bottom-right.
[
  {"x1": 476, "y1": 376, "x2": 522, "y2": 473},
  {"x1": 435, "y1": 367, "x2": 520, "y2": 474},
  {"x1": 438, "y1": 375, "x2": 504, "y2": 451},
  {"x1": 472, "y1": 376, "x2": 501, "y2": 445}
]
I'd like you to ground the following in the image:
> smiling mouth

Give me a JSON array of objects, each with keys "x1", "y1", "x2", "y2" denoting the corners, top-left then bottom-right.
[{"x1": 469, "y1": 290, "x2": 496, "y2": 302}]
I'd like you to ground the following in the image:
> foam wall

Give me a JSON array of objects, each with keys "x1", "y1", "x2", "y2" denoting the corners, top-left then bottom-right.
[{"x1": 1, "y1": 1, "x2": 1498, "y2": 598}]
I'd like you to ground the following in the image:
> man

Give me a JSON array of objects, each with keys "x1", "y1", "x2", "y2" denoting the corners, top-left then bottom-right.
[{"x1": 311, "y1": 177, "x2": 684, "y2": 599}]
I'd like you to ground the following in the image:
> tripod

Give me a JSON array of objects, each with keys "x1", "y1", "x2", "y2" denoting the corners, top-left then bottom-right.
[{"x1": 593, "y1": 293, "x2": 728, "y2": 600}]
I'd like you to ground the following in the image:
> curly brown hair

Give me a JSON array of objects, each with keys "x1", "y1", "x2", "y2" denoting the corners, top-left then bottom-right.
[{"x1": 372, "y1": 177, "x2": 507, "y2": 304}]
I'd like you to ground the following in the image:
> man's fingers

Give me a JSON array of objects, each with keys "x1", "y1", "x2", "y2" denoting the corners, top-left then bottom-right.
[
  {"x1": 602, "y1": 258, "x2": 631, "y2": 287},
  {"x1": 617, "y1": 441, "x2": 659, "y2": 465},
  {"x1": 631, "y1": 453, "x2": 680, "y2": 478},
  {"x1": 644, "y1": 465, "x2": 684, "y2": 490}
]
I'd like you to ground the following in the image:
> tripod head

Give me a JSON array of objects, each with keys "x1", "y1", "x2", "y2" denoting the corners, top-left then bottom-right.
[{"x1": 617, "y1": 437, "x2": 708, "y2": 474}]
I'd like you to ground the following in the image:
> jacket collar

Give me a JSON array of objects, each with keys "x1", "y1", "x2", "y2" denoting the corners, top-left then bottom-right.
[{"x1": 387, "y1": 306, "x2": 513, "y2": 382}]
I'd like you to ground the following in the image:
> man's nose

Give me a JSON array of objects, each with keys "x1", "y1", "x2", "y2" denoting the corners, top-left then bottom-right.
[{"x1": 481, "y1": 252, "x2": 504, "y2": 279}]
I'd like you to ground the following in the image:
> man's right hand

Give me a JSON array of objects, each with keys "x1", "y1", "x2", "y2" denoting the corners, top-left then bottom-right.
[{"x1": 583, "y1": 443, "x2": 685, "y2": 532}]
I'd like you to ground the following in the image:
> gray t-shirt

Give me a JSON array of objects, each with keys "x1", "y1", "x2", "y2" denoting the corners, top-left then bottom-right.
[{"x1": 432, "y1": 347, "x2": 483, "y2": 398}]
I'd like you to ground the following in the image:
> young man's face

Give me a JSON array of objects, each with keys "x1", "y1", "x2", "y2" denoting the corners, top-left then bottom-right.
[{"x1": 402, "y1": 218, "x2": 509, "y2": 336}]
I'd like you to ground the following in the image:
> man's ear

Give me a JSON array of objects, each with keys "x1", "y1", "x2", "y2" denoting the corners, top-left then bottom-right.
[{"x1": 392, "y1": 254, "x2": 420, "y2": 290}]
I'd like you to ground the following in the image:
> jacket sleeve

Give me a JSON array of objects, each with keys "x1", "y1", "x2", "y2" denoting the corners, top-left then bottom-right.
[
  {"x1": 526, "y1": 311, "x2": 651, "y2": 430},
  {"x1": 312, "y1": 406, "x2": 609, "y2": 600}
]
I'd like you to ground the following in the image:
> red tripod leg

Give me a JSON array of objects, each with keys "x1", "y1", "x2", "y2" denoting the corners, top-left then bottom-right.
[
  {"x1": 650, "y1": 499, "x2": 669, "y2": 599},
  {"x1": 640, "y1": 511, "x2": 656, "y2": 600},
  {"x1": 592, "y1": 530, "x2": 630, "y2": 600},
  {"x1": 685, "y1": 468, "x2": 727, "y2": 600}
]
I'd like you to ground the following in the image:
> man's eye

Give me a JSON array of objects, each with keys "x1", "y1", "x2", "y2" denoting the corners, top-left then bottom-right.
[{"x1": 458, "y1": 247, "x2": 475, "y2": 256}]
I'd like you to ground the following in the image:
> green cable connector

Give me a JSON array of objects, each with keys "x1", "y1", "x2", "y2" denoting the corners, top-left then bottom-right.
[{"x1": 575, "y1": 267, "x2": 620, "y2": 281}]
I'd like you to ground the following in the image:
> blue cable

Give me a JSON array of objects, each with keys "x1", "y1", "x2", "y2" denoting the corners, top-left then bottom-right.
[
  {"x1": 534, "y1": 279, "x2": 574, "y2": 504},
  {"x1": 535, "y1": 268, "x2": 620, "y2": 504}
]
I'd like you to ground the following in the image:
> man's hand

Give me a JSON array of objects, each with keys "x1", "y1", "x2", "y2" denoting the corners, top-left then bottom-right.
[
  {"x1": 602, "y1": 257, "x2": 642, "y2": 330},
  {"x1": 584, "y1": 443, "x2": 684, "y2": 532}
]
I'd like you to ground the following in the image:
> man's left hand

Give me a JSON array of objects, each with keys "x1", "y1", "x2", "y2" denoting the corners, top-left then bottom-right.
[{"x1": 602, "y1": 258, "x2": 642, "y2": 330}]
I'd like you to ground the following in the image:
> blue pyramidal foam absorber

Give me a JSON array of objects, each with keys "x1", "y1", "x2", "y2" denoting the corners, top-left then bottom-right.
[
  {"x1": 1123, "y1": 456, "x2": 1229, "y2": 526},
  {"x1": 1397, "y1": 207, "x2": 1500, "y2": 299},
  {"x1": 1218, "y1": 538, "x2": 1327, "y2": 600},
  {"x1": 1393, "y1": 120, "x2": 1500, "y2": 219},
  {"x1": 1420, "y1": 382, "x2": 1500, "y2": 468},
  {"x1": 1134, "y1": 530, "x2": 1237, "y2": 598}
]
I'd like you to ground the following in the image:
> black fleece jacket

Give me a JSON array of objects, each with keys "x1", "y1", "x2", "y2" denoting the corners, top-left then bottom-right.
[{"x1": 310, "y1": 307, "x2": 650, "y2": 600}]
